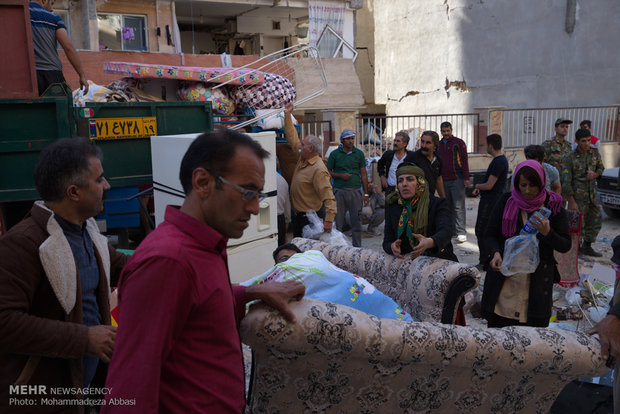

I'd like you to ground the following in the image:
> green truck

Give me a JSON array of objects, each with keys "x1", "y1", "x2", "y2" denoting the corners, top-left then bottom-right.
[{"x1": 0, "y1": 86, "x2": 213, "y2": 235}]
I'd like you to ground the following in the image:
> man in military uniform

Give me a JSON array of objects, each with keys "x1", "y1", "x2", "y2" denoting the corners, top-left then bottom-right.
[
  {"x1": 542, "y1": 117, "x2": 573, "y2": 184},
  {"x1": 562, "y1": 128, "x2": 605, "y2": 257}
]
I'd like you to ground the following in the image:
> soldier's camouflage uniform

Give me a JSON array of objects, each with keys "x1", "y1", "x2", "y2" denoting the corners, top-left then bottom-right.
[
  {"x1": 561, "y1": 147, "x2": 605, "y2": 243},
  {"x1": 542, "y1": 137, "x2": 572, "y2": 187}
]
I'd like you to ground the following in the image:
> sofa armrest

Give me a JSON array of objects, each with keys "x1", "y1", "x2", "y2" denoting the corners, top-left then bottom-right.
[
  {"x1": 291, "y1": 237, "x2": 480, "y2": 323},
  {"x1": 242, "y1": 298, "x2": 608, "y2": 413}
]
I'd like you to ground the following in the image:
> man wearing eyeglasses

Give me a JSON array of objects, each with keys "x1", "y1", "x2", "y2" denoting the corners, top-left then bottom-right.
[{"x1": 104, "y1": 129, "x2": 305, "y2": 413}]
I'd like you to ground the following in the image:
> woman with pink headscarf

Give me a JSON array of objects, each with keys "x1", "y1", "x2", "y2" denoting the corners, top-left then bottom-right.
[{"x1": 481, "y1": 160, "x2": 570, "y2": 328}]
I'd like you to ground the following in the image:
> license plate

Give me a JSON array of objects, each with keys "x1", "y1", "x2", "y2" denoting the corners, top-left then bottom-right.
[
  {"x1": 600, "y1": 192, "x2": 620, "y2": 206},
  {"x1": 88, "y1": 117, "x2": 157, "y2": 140}
]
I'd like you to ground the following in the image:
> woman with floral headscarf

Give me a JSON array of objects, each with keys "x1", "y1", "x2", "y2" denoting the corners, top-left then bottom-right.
[
  {"x1": 481, "y1": 160, "x2": 570, "y2": 328},
  {"x1": 382, "y1": 163, "x2": 457, "y2": 261}
]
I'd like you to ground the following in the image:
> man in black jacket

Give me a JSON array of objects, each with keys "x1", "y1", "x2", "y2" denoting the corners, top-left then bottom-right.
[
  {"x1": 410, "y1": 131, "x2": 445, "y2": 198},
  {"x1": 377, "y1": 131, "x2": 415, "y2": 195}
]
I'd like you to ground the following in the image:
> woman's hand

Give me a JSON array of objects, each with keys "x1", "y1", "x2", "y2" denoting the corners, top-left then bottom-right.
[
  {"x1": 531, "y1": 214, "x2": 551, "y2": 236},
  {"x1": 410, "y1": 234, "x2": 435, "y2": 259},
  {"x1": 490, "y1": 252, "x2": 503, "y2": 271},
  {"x1": 391, "y1": 239, "x2": 403, "y2": 258}
]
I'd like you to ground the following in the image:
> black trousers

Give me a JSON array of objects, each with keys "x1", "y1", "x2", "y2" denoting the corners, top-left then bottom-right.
[
  {"x1": 292, "y1": 207, "x2": 325, "y2": 238},
  {"x1": 36, "y1": 70, "x2": 66, "y2": 96},
  {"x1": 277, "y1": 214, "x2": 287, "y2": 246},
  {"x1": 486, "y1": 313, "x2": 549, "y2": 328},
  {"x1": 475, "y1": 196, "x2": 500, "y2": 266}
]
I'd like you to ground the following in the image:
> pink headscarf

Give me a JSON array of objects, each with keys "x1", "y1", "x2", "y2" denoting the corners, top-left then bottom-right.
[{"x1": 502, "y1": 160, "x2": 563, "y2": 237}]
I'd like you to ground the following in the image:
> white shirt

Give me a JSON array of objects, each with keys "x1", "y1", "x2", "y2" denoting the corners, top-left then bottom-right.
[
  {"x1": 387, "y1": 152, "x2": 407, "y2": 186},
  {"x1": 276, "y1": 173, "x2": 291, "y2": 223}
]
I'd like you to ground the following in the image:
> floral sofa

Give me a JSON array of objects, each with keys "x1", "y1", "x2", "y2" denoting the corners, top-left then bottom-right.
[{"x1": 240, "y1": 238, "x2": 608, "y2": 413}]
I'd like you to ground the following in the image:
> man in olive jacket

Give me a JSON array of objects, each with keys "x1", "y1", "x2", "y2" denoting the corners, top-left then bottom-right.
[{"x1": 0, "y1": 138, "x2": 127, "y2": 412}]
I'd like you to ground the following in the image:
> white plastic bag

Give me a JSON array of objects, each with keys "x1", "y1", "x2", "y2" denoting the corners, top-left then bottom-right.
[
  {"x1": 72, "y1": 80, "x2": 112, "y2": 107},
  {"x1": 499, "y1": 233, "x2": 540, "y2": 276},
  {"x1": 255, "y1": 110, "x2": 297, "y2": 130},
  {"x1": 302, "y1": 210, "x2": 351, "y2": 246}
]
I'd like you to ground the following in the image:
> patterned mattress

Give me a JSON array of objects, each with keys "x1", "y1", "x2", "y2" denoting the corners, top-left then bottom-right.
[{"x1": 103, "y1": 62, "x2": 264, "y2": 86}]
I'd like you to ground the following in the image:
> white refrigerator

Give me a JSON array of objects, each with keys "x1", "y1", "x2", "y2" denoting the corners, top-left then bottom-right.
[{"x1": 150, "y1": 131, "x2": 278, "y2": 283}]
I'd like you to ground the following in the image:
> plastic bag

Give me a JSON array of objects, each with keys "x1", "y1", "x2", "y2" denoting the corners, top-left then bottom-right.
[
  {"x1": 255, "y1": 110, "x2": 297, "y2": 130},
  {"x1": 564, "y1": 286, "x2": 582, "y2": 305},
  {"x1": 302, "y1": 210, "x2": 351, "y2": 246},
  {"x1": 499, "y1": 233, "x2": 540, "y2": 276},
  {"x1": 72, "y1": 80, "x2": 112, "y2": 107}
]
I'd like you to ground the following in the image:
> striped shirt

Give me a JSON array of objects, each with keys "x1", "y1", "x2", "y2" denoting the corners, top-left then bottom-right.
[{"x1": 29, "y1": 2, "x2": 65, "y2": 71}]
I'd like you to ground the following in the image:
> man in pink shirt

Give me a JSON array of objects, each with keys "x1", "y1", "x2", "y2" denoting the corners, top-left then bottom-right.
[{"x1": 103, "y1": 129, "x2": 305, "y2": 413}]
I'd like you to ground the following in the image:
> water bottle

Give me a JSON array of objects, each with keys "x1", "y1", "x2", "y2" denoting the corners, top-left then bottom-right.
[{"x1": 520, "y1": 207, "x2": 551, "y2": 235}]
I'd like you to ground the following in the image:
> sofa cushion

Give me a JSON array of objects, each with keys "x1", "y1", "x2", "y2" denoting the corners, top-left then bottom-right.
[
  {"x1": 291, "y1": 238, "x2": 479, "y2": 323},
  {"x1": 242, "y1": 298, "x2": 608, "y2": 413}
]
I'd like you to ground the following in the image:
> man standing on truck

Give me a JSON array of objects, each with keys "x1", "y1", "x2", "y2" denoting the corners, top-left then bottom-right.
[
  {"x1": 0, "y1": 138, "x2": 127, "y2": 412},
  {"x1": 30, "y1": 0, "x2": 89, "y2": 95}
]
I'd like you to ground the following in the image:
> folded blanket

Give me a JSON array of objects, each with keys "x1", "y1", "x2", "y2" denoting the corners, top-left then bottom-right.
[{"x1": 242, "y1": 250, "x2": 413, "y2": 321}]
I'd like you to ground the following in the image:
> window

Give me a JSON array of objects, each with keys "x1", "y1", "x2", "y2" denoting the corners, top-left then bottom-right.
[
  {"x1": 316, "y1": 25, "x2": 358, "y2": 62},
  {"x1": 98, "y1": 14, "x2": 147, "y2": 51}
]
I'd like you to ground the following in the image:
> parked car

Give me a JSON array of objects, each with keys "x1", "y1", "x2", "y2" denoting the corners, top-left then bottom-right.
[{"x1": 597, "y1": 167, "x2": 620, "y2": 218}]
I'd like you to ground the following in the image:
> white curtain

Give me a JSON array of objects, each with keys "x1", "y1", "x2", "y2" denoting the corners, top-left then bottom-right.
[{"x1": 308, "y1": 0, "x2": 345, "y2": 52}]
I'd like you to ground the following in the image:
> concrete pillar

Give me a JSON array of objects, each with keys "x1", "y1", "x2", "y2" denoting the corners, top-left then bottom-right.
[
  {"x1": 322, "y1": 110, "x2": 358, "y2": 140},
  {"x1": 82, "y1": 0, "x2": 98, "y2": 51}
]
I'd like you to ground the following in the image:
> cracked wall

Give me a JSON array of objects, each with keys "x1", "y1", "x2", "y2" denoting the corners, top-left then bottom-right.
[{"x1": 373, "y1": 0, "x2": 620, "y2": 117}]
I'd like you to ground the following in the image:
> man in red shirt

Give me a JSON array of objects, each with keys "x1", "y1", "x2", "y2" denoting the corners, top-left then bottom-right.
[{"x1": 103, "y1": 129, "x2": 305, "y2": 413}]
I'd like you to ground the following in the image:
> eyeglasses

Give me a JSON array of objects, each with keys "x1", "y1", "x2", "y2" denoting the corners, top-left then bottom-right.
[
  {"x1": 276, "y1": 255, "x2": 291, "y2": 263},
  {"x1": 215, "y1": 175, "x2": 268, "y2": 202}
]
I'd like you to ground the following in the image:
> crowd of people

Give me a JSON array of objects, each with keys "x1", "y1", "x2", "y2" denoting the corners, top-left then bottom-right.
[
  {"x1": 3, "y1": 1, "x2": 613, "y2": 412},
  {"x1": 0, "y1": 115, "x2": 615, "y2": 412},
  {"x1": 276, "y1": 114, "x2": 609, "y2": 329}
]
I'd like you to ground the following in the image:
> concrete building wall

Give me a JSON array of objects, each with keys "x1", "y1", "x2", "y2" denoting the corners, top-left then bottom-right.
[
  {"x1": 374, "y1": 0, "x2": 620, "y2": 117},
  {"x1": 237, "y1": 9, "x2": 299, "y2": 38},
  {"x1": 355, "y1": 0, "x2": 383, "y2": 113}
]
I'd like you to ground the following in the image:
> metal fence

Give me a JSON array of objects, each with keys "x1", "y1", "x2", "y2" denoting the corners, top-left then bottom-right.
[
  {"x1": 298, "y1": 120, "x2": 333, "y2": 154},
  {"x1": 491, "y1": 105, "x2": 619, "y2": 149},
  {"x1": 355, "y1": 113, "x2": 480, "y2": 157}
]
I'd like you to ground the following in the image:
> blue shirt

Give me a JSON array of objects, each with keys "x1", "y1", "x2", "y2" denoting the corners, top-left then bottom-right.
[
  {"x1": 29, "y1": 2, "x2": 65, "y2": 71},
  {"x1": 55, "y1": 214, "x2": 100, "y2": 388}
]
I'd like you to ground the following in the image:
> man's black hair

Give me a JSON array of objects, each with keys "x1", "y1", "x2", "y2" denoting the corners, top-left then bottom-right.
[
  {"x1": 395, "y1": 131, "x2": 410, "y2": 145},
  {"x1": 575, "y1": 128, "x2": 592, "y2": 141},
  {"x1": 486, "y1": 134, "x2": 502, "y2": 150},
  {"x1": 440, "y1": 121, "x2": 452, "y2": 129},
  {"x1": 34, "y1": 137, "x2": 103, "y2": 202},
  {"x1": 421, "y1": 130, "x2": 439, "y2": 147},
  {"x1": 580, "y1": 120, "x2": 592, "y2": 128},
  {"x1": 179, "y1": 129, "x2": 269, "y2": 195},
  {"x1": 272, "y1": 242, "x2": 301, "y2": 263},
  {"x1": 523, "y1": 144, "x2": 545, "y2": 162}
]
